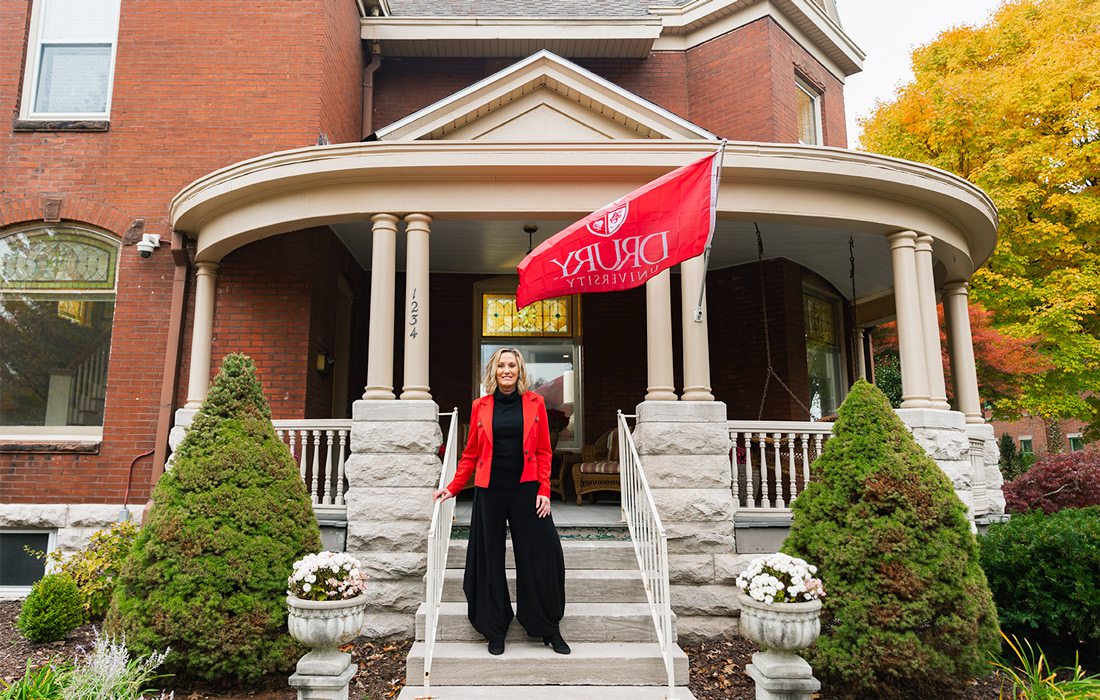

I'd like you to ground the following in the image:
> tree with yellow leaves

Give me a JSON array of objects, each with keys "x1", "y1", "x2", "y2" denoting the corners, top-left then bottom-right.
[{"x1": 861, "y1": 0, "x2": 1100, "y2": 445}]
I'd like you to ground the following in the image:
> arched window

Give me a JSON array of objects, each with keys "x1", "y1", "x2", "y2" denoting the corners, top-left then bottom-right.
[{"x1": 0, "y1": 224, "x2": 118, "y2": 438}]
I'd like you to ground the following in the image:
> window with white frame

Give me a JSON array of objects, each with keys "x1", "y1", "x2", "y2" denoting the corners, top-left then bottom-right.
[
  {"x1": 795, "y1": 77, "x2": 822, "y2": 146},
  {"x1": 1068, "y1": 433, "x2": 1084, "y2": 452},
  {"x1": 0, "y1": 225, "x2": 118, "y2": 438},
  {"x1": 1019, "y1": 436, "x2": 1034, "y2": 454},
  {"x1": 20, "y1": 0, "x2": 122, "y2": 121},
  {"x1": 0, "y1": 530, "x2": 55, "y2": 595}
]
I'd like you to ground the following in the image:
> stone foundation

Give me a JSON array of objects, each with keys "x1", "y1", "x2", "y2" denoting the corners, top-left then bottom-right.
[
  {"x1": 633, "y1": 400, "x2": 740, "y2": 638},
  {"x1": 344, "y1": 399, "x2": 441, "y2": 639}
]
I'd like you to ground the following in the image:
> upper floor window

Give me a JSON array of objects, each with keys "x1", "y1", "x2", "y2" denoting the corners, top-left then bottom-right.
[
  {"x1": 1019, "y1": 436, "x2": 1034, "y2": 454},
  {"x1": 20, "y1": 0, "x2": 121, "y2": 121},
  {"x1": 1068, "y1": 434, "x2": 1084, "y2": 452},
  {"x1": 0, "y1": 225, "x2": 118, "y2": 438},
  {"x1": 796, "y1": 77, "x2": 822, "y2": 146}
]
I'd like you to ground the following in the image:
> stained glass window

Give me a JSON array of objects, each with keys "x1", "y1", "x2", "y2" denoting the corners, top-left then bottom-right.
[
  {"x1": 804, "y1": 292, "x2": 842, "y2": 420},
  {"x1": 482, "y1": 293, "x2": 571, "y2": 337},
  {"x1": 1, "y1": 226, "x2": 117, "y2": 431}
]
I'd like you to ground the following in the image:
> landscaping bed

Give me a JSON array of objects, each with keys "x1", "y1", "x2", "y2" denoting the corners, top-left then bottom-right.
[{"x1": 2, "y1": 601, "x2": 1006, "y2": 699}]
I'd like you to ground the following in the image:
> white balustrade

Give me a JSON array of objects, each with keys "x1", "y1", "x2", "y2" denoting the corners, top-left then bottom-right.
[
  {"x1": 618, "y1": 411, "x2": 679, "y2": 699},
  {"x1": 273, "y1": 420, "x2": 352, "y2": 509},
  {"x1": 728, "y1": 421, "x2": 834, "y2": 510},
  {"x1": 422, "y1": 409, "x2": 459, "y2": 699}
]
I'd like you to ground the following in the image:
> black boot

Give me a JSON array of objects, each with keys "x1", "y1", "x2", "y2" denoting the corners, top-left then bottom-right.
[
  {"x1": 488, "y1": 639, "x2": 505, "y2": 655},
  {"x1": 542, "y1": 632, "x2": 571, "y2": 655}
]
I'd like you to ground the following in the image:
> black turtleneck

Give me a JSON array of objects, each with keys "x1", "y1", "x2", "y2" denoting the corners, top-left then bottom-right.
[{"x1": 490, "y1": 389, "x2": 524, "y2": 489}]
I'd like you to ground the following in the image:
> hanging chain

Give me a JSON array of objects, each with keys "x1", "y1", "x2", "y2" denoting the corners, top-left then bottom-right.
[
  {"x1": 755, "y1": 223, "x2": 810, "y2": 420},
  {"x1": 849, "y1": 236, "x2": 860, "y2": 378}
]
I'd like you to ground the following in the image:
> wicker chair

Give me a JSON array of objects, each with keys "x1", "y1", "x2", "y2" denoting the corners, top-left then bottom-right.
[{"x1": 572, "y1": 429, "x2": 620, "y2": 505}]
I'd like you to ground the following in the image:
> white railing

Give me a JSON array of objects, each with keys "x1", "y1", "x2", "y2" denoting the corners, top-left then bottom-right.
[
  {"x1": 728, "y1": 421, "x2": 835, "y2": 510},
  {"x1": 422, "y1": 408, "x2": 459, "y2": 699},
  {"x1": 273, "y1": 420, "x2": 351, "y2": 509},
  {"x1": 618, "y1": 411, "x2": 678, "y2": 699}
]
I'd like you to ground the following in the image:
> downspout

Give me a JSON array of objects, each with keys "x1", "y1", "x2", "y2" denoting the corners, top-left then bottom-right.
[
  {"x1": 362, "y1": 49, "x2": 382, "y2": 140},
  {"x1": 150, "y1": 231, "x2": 191, "y2": 490}
]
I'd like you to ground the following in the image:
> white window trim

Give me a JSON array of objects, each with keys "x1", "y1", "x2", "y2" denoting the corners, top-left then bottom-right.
[
  {"x1": 1019, "y1": 435, "x2": 1034, "y2": 453},
  {"x1": 19, "y1": 0, "x2": 121, "y2": 122},
  {"x1": 0, "y1": 529, "x2": 57, "y2": 599},
  {"x1": 1068, "y1": 432, "x2": 1084, "y2": 451},
  {"x1": 796, "y1": 76, "x2": 823, "y2": 146}
]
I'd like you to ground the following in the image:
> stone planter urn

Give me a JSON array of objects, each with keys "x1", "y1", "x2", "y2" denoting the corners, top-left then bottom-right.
[
  {"x1": 286, "y1": 593, "x2": 368, "y2": 700},
  {"x1": 737, "y1": 591, "x2": 822, "y2": 700}
]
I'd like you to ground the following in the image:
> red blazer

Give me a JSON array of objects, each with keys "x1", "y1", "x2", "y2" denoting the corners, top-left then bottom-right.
[{"x1": 445, "y1": 391, "x2": 553, "y2": 498}]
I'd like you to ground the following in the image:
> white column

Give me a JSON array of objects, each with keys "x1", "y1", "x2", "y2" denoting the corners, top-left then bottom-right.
[
  {"x1": 680, "y1": 256, "x2": 713, "y2": 401},
  {"x1": 855, "y1": 327, "x2": 868, "y2": 380},
  {"x1": 645, "y1": 269, "x2": 677, "y2": 401},
  {"x1": 915, "y1": 235, "x2": 950, "y2": 409},
  {"x1": 887, "y1": 231, "x2": 932, "y2": 408},
  {"x1": 400, "y1": 213, "x2": 431, "y2": 401},
  {"x1": 943, "y1": 281, "x2": 984, "y2": 423},
  {"x1": 184, "y1": 262, "x2": 219, "y2": 409},
  {"x1": 363, "y1": 214, "x2": 398, "y2": 400}
]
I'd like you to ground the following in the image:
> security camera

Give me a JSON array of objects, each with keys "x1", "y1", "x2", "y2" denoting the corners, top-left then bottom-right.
[{"x1": 136, "y1": 233, "x2": 161, "y2": 258}]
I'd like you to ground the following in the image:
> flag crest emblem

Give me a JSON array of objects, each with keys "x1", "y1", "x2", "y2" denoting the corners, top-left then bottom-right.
[{"x1": 587, "y1": 203, "x2": 629, "y2": 237}]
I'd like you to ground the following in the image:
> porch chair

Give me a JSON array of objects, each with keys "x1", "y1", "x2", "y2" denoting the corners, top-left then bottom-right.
[{"x1": 572, "y1": 428, "x2": 620, "y2": 505}]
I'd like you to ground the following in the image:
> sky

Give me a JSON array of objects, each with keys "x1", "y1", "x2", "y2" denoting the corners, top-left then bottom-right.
[{"x1": 837, "y1": 0, "x2": 1005, "y2": 148}]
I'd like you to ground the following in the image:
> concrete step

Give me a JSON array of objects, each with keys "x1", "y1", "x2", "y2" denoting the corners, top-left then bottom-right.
[
  {"x1": 405, "y1": 641, "x2": 690, "y2": 686},
  {"x1": 441, "y1": 569, "x2": 644, "y2": 603},
  {"x1": 447, "y1": 539, "x2": 638, "y2": 570},
  {"x1": 397, "y1": 685, "x2": 698, "y2": 699},
  {"x1": 415, "y1": 602, "x2": 669, "y2": 642}
]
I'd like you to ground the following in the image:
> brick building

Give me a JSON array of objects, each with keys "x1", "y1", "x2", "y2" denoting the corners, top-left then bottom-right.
[{"x1": 2, "y1": 0, "x2": 1005, "y2": 647}]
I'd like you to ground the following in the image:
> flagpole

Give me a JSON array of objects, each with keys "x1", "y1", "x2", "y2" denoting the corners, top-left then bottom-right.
[{"x1": 694, "y1": 139, "x2": 727, "y2": 322}]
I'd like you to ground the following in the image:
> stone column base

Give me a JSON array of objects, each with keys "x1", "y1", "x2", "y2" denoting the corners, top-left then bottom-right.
[
  {"x1": 345, "y1": 399, "x2": 442, "y2": 639},
  {"x1": 288, "y1": 663, "x2": 356, "y2": 700},
  {"x1": 894, "y1": 408, "x2": 977, "y2": 516},
  {"x1": 746, "y1": 651, "x2": 820, "y2": 700}
]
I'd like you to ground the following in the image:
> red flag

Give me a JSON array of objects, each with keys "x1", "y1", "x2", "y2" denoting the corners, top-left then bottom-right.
[{"x1": 517, "y1": 151, "x2": 719, "y2": 309}]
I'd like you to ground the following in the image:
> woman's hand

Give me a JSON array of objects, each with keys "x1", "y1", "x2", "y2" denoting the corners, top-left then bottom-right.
[
  {"x1": 535, "y1": 494, "x2": 551, "y2": 518},
  {"x1": 432, "y1": 488, "x2": 454, "y2": 502}
]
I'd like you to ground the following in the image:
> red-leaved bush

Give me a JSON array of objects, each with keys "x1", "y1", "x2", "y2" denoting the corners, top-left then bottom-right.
[{"x1": 1003, "y1": 451, "x2": 1100, "y2": 514}]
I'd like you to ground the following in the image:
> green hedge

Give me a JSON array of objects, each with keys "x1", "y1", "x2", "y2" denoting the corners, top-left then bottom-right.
[
  {"x1": 980, "y1": 507, "x2": 1100, "y2": 666},
  {"x1": 17, "y1": 574, "x2": 84, "y2": 643}
]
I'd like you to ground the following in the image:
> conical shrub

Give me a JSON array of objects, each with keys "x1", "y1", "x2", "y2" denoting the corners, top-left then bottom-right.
[
  {"x1": 783, "y1": 379, "x2": 999, "y2": 698},
  {"x1": 106, "y1": 353, "x2": 321, "y2": 682}
]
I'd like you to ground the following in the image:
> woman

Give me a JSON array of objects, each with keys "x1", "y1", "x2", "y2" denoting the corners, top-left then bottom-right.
[{"x1": 432, "y1": 347, "x2": 569, "y2": 656}]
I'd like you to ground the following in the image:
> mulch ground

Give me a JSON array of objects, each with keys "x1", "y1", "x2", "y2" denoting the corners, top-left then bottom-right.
[{"x1": 2, "y1": 601, "x2": 1007, "y2": 699}]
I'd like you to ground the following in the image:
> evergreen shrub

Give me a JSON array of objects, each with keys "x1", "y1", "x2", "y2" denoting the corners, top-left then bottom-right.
[
  {"x1": 783, "y1": 379, "x2": 1000, "y2": 698},
  {"x1": 1002, "y1": 451, "x2": 1100, "y2": 514},
  {"x1": 17, "y1": 574, "x2": 85, "y2": 642},
  {"x1": 980, "y1": 507, "x2": 1100, "y2": 666},
  {"x1": 105, "y1": 354, "x2": 321, "y2": 683}
]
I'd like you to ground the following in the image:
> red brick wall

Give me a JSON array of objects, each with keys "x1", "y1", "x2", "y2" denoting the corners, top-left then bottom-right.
[
  {"x1": 989, "y1": 417, "x2": 1097, "y2": 456},
  {"x1": 686, "y1": 18, "x2": 847, "y2": 145},
  {"x1": 372, "y1": 19, "x2": 846, "y2": 147},
  {"x1": 707, "y1": 259, "x2": 812, "y2": 420},
  {"x1": 0, "y1": 0, "x2": 364, "y2": 504},
  {"x1": 321, "y1": 0, "x2": 366, "y2": 143}
]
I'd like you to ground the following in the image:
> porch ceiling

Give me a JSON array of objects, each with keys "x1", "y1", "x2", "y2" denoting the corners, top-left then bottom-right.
[{"x1": 330, "y1": 218, "x2": 894, "y2": 301}]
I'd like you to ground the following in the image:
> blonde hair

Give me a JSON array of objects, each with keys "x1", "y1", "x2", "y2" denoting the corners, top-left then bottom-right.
[{"x1": 482, "y1": 347, "x2": 530, "y2": 395}]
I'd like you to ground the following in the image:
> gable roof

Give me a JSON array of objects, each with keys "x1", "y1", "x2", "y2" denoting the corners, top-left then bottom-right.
[{"x1": 375, "y1": 50, "x2": 716, "y2": 141}]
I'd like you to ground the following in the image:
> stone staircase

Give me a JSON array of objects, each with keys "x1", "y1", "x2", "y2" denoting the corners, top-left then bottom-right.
[{"x1": 398, "y1": 536, "x2": 697, "y2": 699}]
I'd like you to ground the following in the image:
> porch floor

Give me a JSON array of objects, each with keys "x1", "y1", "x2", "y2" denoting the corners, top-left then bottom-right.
[{"x1": 453, "y1": 500, "x2": 623, "y2": 528}]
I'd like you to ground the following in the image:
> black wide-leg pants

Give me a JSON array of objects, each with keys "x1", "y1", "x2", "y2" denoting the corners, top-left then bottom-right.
[{"x1": 463, "y1": 482, "x2": 566, "y2": 643}]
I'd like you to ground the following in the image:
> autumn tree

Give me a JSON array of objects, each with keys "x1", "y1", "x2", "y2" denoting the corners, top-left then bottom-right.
[
  {"x1": 872, "y1": 302, "x2": 1049, "y2": 413},
  {"x1": 861, "y1": 0, "x2": 1100, "y2": 439}
]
